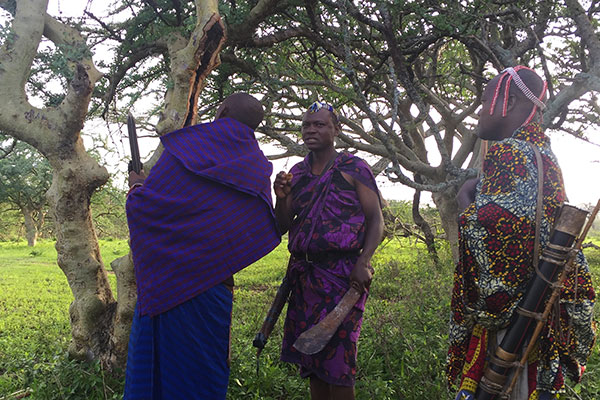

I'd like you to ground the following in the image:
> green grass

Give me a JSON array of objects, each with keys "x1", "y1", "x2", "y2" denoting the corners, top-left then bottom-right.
[
  {"x1": 0, "y1": 239, "x2": 130, "y2": 269},
  {"x1": 0, "y1": 238, "x2": 599, "y2": 399},
  {"x1": 227, "y1": 239, "x2": 456, "y2": 400},
  {"x1": 0, "y1": 240, "x2": 124, "y2": 399}
]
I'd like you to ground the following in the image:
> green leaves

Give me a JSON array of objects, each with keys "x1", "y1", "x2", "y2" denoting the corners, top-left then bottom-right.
[{"x1": 0, "y1": 136, "x2": 51, "y2": 213}]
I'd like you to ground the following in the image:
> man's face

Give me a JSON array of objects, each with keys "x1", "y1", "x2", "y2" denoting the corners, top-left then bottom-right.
[
  {"x1": 477, "y1": 76, "x2": 505, "y2": 141},
  {"x1": 301, "y1": 109, "x2": 339, "y2": 151}
]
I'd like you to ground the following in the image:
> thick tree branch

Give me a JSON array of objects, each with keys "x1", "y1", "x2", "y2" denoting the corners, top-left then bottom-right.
[
  {"x1": 245, "y1": 27, "x2": 314, "y2": 48},
  {"x1": 566, "y1": 0, "x2": 600, "y2": 67},
  {"x1": 102, "y1": 42, "x2": 170, "y2": 119},
  {"x1": 226, "y1": 0, "x2": 284, "y2": 45},
  {"x1": 156, "y1": 0, "x2": 225, "y2": 135},
  {"x1": 544, "y1": 73, "x2": 597, "y2": 129},
  {"x1": 0, "y1": 0, "x2": 44, "y2": 92},
  {"x1": 0, "y1": 0, "x2": 58, "y2": 151}
]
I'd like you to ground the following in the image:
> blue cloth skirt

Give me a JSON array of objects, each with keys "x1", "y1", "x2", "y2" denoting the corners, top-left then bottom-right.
[{"x1": 124, "y1": 283, "x2": 233, "y2": 400}]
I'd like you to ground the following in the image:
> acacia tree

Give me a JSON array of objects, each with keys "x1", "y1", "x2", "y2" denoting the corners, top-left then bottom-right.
[
  {"x1": 0, "y1": 137, "x2": 52, "y2": 246},
  {"x1": 95, "y1": 0, "x2": 600, "y2": 262},
  {"x1": 0, "y1": 0, "x2": 115, "y2": 365},
  {"x1": 0, "y1": 0, "x2": 229, "y2": 368},
  {"x1": 197, "y1": 0, "x2": 600, "y2": 260}
]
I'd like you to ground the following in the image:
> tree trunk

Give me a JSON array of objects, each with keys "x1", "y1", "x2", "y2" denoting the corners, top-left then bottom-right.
[
  {"x1": 107, "y1": 253, "x2": 138, "y2": 367},
  {"x1": 432, "y1": 186, "x2": 460, "y2": 263},
  {"x1": 412, "y1": 190, "x2": 439, "y2": 267},
  {"x1": 0, "y1": 0, "x2": 124, "y2": 367},
  {"x1": 21, "y1": 206, "x2": 38, "y2": 246},
  {"x1": 35, "y1": 210, "x2": 46, "y2": 240},
  {"x1": 45, "y1": 139, "x2": 115, "y2": 360}
]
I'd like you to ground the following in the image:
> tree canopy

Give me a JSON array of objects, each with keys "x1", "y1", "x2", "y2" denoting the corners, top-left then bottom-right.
[{"x1": 92, "y1": 0, "x2": 600, "y2": 255}]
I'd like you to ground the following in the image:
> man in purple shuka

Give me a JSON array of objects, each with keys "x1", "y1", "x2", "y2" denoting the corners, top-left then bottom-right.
[
  {"x1": 274, "y1": 101, "x2": 384, "y2": 400},
  {"x1": 124, "y1": 93, "x2": 281, "y2": 399}
]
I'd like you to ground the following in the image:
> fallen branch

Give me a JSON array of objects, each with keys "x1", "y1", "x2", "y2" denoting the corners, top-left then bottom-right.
[
  {"x1": 582, "y1": 241, "x2": 600, "y2": 250},
  {"x1": 0, "y1": 388, "x2": 31, "y2": 400}
]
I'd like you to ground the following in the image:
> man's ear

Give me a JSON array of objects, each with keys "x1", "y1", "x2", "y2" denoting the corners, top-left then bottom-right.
[
  {"x1": 334, "y1": 123, "x2": 341, "y2": 137},
  {"x1": 215, "y1": 105, "x2": 229, "y2": 120},
  {"x1": 505, "y1": 94, "x2": 518, "y2": 112}
]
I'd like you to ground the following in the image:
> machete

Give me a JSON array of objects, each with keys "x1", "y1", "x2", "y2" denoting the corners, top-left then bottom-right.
[
  {"x1": 292, "y1": 284, "x2": 362, "y2": 355},
  {"x1": 127, "y1": 112, "x2": 142, "y2": 174},
  {"x1": 252, "y1": 259, "x2": 293, "y2": 374},
  {"x1": 253, "y1": 274, "x2": 291, "y2": 354}
]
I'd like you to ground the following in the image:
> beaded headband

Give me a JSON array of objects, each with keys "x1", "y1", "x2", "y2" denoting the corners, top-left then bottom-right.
[
  {"x1": 308, "y1": 101, "x2": 336, "y2": 114},
  {"x1": 503, "y1": 67, "x2": 547, "y2": 110},
  {"x1": 489, "y1": 66, "x2": 548, "y2": 125}
]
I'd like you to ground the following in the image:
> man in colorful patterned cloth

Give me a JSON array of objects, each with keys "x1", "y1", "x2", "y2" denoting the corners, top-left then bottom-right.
[
  {"x1": 447, "y1": 66, "x2": 595, "y2": 400},
  {"x1": 123, "y1": 93, "x2": 281, "y2": 399},
  {"x1": 274, "y1": 101, "x2": 384, "y2": 400}
]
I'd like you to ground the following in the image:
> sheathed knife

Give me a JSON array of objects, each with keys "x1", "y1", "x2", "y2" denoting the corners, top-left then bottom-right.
[{"x1": 292, "y1": 284, "x2": 362, "y2": 355}]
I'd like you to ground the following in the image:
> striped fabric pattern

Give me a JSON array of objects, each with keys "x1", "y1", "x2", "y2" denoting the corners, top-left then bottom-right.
[
  {"x1": 126, "y1": 118, "x2": 281, "y2": 316},
  {"x1": 123, "y1": 283, "x2": 233, "y2": 399}
]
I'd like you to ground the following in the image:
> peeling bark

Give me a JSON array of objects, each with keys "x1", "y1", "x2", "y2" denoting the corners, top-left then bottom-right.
[{"x1": 155, "y1": 1, "x2": 225, "y2": 135}]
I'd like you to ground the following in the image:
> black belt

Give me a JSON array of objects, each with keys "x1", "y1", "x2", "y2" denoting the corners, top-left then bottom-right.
[{"x1": 292, "y1": 250, "x2": 360, "y2": 263}]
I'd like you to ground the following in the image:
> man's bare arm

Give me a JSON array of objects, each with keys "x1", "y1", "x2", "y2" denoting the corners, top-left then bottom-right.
[
  {"x1": 350, "y1": 176, "x2": 384, "y2": 291},
  {"x1": 274, "y1": 172, "x2": 294, "y2": 234}
]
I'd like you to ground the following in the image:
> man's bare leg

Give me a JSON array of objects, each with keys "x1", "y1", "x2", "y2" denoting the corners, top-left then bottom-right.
[
  {"x1": 310, "y1": 376, "x2": 355, "y2": 400},
  {"x1": 332, "y1": 385, "x2": 354, "y2": 400},
  {"x1": 310, "y1": 376, "x2": 331, "y2": 400}
]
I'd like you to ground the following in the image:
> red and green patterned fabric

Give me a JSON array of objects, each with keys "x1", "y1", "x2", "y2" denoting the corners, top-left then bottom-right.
[{"x1": 446, "y1": 123, "x2": 596, "y2": 396}]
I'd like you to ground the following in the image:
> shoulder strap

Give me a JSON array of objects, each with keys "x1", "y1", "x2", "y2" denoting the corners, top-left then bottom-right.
[
  {"x1": 529, "y1": 143, "x2": 546, "y2": 280},
  {"x1": 289, "y1": 153, "x2": 339, "y2": 252},
  {"x1": 316, "y1": 151, "x2": 339, "y2": 176}
]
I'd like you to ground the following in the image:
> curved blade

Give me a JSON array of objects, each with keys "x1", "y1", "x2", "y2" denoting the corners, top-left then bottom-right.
[{"x1": 293, "y1": 286, "x2": 361, "y2": 355}]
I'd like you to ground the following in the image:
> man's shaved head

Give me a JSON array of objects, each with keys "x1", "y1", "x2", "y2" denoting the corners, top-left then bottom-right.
[{"x1": 215, "y1": 93, "x2": 264, "y2": 130}]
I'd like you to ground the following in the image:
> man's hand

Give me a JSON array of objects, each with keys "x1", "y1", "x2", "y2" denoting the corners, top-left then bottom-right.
[
  {"x1": 128, "y1": 169, "x2": 147, "y2": 188},
  {"x1": 456, "y1": 177, "x2": 480, "y2": 213},
  {"x1": 274, "y1": 171, "x2": 293, "y2": 199},
  {"x1": 349, "y1": 257, "x2": 373, "y2": 293}
]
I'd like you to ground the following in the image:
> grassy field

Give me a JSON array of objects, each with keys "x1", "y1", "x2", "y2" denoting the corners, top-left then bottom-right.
[{"x1": 0, "y1": 237, "x2": 599, "y2": 399}]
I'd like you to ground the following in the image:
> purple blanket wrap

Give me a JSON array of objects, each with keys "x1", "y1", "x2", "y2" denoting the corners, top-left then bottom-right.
[
  {"x1": 126, "y1": 118, "x2": 281, "y2": 317},
  {"x1": 280, "y1": 152, "x2": 379, "y2": 387}
]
